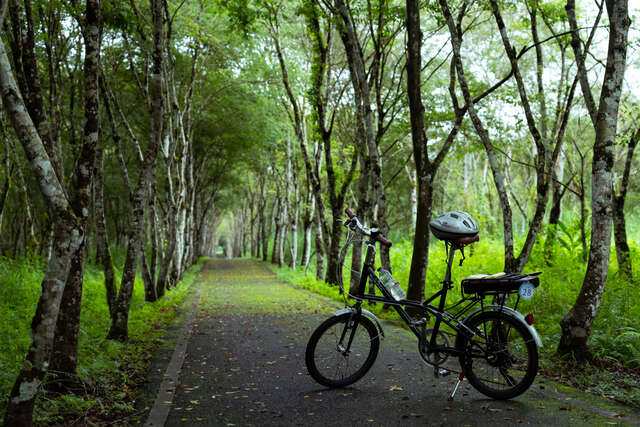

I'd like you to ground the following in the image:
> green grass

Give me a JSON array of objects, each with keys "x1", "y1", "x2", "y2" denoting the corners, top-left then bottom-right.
[
  {"x1": 198, "y1": 258, "x2": 328, "y2": 317},
  {"x1": 263, "y1": 234, "x2": 640, "y2": 406},
  {"x1": 0, "y1": 254, "x2": 202, "y2": 424}
]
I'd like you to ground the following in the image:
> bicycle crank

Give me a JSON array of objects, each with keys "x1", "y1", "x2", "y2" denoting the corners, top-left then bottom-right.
[{"x1": 418, "y1": 328, "x2": 451, "y2": 367}]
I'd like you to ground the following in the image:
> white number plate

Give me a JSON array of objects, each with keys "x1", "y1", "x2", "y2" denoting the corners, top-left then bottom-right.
[{"x1": 518, "y1": 282, "x2": 535, "y2": 299}]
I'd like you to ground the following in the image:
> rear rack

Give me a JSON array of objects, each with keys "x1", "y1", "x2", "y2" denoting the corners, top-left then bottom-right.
[{"x1": 461, "y1": 271, "x2": 541, "y2": 296}]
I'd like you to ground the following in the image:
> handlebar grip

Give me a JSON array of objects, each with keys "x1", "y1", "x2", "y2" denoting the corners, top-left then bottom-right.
[
  {"x1": 376, "y1": 234, "x2": 392, "y2": 248},
  {"x1": 345, "y1": 208, "x2": 356, "y2": 219}
]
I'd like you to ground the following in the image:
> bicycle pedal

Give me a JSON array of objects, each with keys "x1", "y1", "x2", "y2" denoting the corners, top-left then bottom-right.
[{"x1": 433, "y1": 367, "x2": 450, "y2": 378}]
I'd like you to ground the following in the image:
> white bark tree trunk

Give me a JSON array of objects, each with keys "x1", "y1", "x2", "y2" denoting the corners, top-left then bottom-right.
[
  {"x1": 0, "y1": 24, "x2": 84, "y2": 427},
  {"x1": 559, "y1": 0, "x2": 630, "y2": 359}
]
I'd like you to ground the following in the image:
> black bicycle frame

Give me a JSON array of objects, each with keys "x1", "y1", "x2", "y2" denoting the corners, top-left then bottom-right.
[{"x1": 351, "y1": 239, "x2": 482, "y2": 358}]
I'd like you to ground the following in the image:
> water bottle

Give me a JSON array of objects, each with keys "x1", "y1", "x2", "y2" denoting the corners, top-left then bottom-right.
[{"x1": 378, "y1": 268, "x2": 406, "y2": 301}]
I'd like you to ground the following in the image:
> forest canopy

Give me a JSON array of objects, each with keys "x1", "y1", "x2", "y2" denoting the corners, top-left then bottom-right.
[{"x1": 0, "y1": 0, "x2": 638, "y2": 424}]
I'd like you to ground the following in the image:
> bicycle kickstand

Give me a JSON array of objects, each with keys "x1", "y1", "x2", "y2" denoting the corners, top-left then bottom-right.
[{"x1": 448, "y1": 369, "x2": 466, "y2": 401}]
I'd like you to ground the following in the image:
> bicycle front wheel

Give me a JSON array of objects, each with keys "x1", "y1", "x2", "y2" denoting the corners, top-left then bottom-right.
[
  {"x1": 456, "y1": 311, "x2": 538, "y2": 400},
  {"x1": 305, "y1": 313, "x2": 380, "y2": 388}
]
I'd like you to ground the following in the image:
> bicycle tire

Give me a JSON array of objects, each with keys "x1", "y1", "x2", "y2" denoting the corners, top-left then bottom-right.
[
  {"x1": 456, "y1": 310, "x2": 538, "y2": 400},
  {"x1": 305, "y1": 313, "x2": 380, "y2": 388}
]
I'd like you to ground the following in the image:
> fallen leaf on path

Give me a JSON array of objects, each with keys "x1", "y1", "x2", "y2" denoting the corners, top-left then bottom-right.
[{"x1": 389, "y1": 385, "x2": 403, "y2": 391}]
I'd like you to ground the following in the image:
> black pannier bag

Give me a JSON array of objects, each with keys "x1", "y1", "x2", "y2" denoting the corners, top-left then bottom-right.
[{"x1": 461, "y1": 272, "x2": 540, "y2": 295}]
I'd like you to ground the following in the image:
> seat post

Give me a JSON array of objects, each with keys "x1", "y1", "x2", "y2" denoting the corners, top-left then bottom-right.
[
  {"x1": 430, "y1": 242, "x2": 458, "y2": 346},
  {"x1": 442, "y1": 242, "x2": 458, "y2": 285}
]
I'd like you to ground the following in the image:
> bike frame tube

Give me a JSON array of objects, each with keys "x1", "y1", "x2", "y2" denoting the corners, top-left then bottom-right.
[
  {"x1": 353, "y1": 241, "x2": 481, "y2": 357},
  {"x1": 429, "y1": 244, "x2": 458, "y2": 347}
]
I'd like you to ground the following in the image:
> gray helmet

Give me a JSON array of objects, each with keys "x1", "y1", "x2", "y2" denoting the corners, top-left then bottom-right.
[{"x1": 429, "y1": 211, "x2": 479, "y2": 241}]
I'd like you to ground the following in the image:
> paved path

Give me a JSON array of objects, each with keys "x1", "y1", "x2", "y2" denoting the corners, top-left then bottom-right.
[{"x1": 140, "y1": 259, "x2": 640, "y2": 426}]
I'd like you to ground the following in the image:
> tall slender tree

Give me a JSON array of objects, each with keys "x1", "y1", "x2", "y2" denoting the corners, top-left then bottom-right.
[
  {"x1": 107, "y1": 0, "x2": 164, "y2": 341},
  {"x1": 405, "y1": 0, "x2": 465, "y2": 304},
  {"x1": 49, "y1": 0, "x2": 104, "y2": 390},
  {"x1": 558, "y1": 0, "x2": 630, "y2": 359}
]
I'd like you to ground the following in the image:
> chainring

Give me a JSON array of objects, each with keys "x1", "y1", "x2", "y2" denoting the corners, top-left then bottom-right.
[{"x1": 418, "y1": 328, "x2": 451, "y2": 367}]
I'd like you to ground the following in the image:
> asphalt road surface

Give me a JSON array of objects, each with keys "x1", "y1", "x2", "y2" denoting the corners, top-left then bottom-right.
[{"x1": 137, "y1": 259, "x2": 640, "y2": 427}]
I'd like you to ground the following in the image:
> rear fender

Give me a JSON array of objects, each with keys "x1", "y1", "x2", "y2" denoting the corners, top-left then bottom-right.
[
  {"x1": 463, "y1": 305, "x2": 542, "y2": 347},
  {"x1": 333, "y1": 307, "x2": 385, "y2": 339}
]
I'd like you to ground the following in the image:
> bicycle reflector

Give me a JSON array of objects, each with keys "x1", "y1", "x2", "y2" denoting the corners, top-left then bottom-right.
[{"x1": 525, "y1": 313, "x2": 534, "y2": 325}]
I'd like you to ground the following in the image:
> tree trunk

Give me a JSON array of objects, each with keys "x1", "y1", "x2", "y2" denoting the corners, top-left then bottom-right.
[
  {"x1": 45, "y1": 0, "x2": 103, "y2": 393},
  {"x1": 441, "y1": 0, "x2": 527, "y2": 274},
  {"x1": 350, "y1": 152, "x2": 370, "y2": 294},
  {"x1": 93, "y1": 128, "x2": 116, "y2": 314},
  {"x1": 14, "y1": 163, "x2": 38, "y2": 250},
  {"x1": 271, "y1": 190, "x2": 282, "y2": 264},
  {"x1": 289, "y1": 146, "x2": 299, "y2": 269},
  {"x1": 300, "y1": 186, "x2": 314, "y2": 268},
  {"x1": 257, "y1": 177, "x2": 265, "y2": 260},
  {"x1": 544, "y1": 154, "x2": 565, "y2": 266},
  {"x1": 263, "y1": 197, "x2": 274, "y2": 262},
  {"x1": 314, "y1": 205, "x2": 325, "y2": 281},
  {"x1": 157, "y1": 209, "x2": 177, "y2": 297},
  {"x1": 48, "y1": 241, "x2": 86, "y2": 392},
  {"x1": 0, "y1": 30, "x2": 85, "y2": 427},
  {"x1": 7, "y1": 0, "x2": 64, "y2": 183},
  {"x1": 613, "y1": 195, "x2": 632, "y2": 279},
  {"x1": 0, "y1": 136, "x2": 12, "y2": 239},
  {"x1": 141, "y1": 246, "x2": 157, "y2": 301},
  {"x1": 107, "y1": 0, "x2": 163, "y2": 341},
  {"x1": 334, "y1": 0, "x2": 391, "y2": 277},
  {"x1": 405, "y1": 0, "x2": 432, "y2": 303},
  {"x1": 613, "y1": 128, "x2": 637, "y2": 280},
  {"x1": 558, "y1": 0, "x2": 629, "y2": 359}
]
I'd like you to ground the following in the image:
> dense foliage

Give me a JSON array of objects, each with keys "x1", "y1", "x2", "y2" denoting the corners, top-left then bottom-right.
[
  {"x1": 0, "y1": 255, "x2": 201, "y2": 423},
  {"x1": 0, "y1": 0, "x2": 638, "y2": 424}
]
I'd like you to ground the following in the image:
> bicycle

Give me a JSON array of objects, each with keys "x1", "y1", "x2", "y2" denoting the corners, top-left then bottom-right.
[{"x1": 305, "y1": 208, "x2": 542, "y2": 400}]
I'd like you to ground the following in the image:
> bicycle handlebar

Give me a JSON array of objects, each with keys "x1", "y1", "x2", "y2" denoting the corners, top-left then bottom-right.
[
  {"x1": 376, "y1": 234, "x2": 392, "y2": 247},
  {"x1": 344, "y1": 208, "x2": 392, "y2": 248}
]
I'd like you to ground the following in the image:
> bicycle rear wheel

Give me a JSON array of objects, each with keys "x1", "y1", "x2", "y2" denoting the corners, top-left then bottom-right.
[
  {"x1": 456, "y1": 311, "x2": 538, "y2": 400},
  {"x1": 305, "y1": 313, "x2": 380, "y2": 388}
]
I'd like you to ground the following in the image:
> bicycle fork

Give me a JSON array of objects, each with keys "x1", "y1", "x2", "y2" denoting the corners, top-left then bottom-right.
[{"x1": 337, "y1": 309, "x2": 363, "y2": 356}]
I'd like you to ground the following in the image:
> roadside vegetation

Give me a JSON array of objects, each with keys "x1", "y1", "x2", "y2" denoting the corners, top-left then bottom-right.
[{"x1": 0, "y1": 254, "x2": 201, "y2": 425}]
